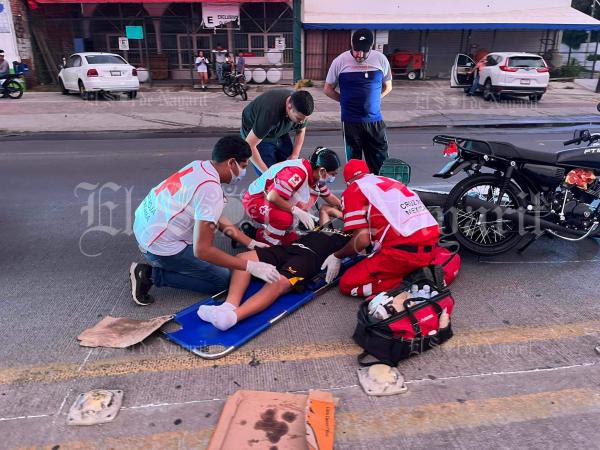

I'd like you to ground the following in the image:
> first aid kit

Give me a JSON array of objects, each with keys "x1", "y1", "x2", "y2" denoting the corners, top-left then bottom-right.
[{"x1": 353, "y1": 265, "x2": 455, "y2": 366}]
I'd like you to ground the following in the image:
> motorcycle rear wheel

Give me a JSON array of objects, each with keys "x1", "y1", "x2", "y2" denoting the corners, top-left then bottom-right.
[{"x1": 444, "y1": 174, "x2": 525, "y2": 255}]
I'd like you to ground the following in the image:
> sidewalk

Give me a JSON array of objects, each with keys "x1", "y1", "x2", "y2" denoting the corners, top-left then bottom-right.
[{"x1": 1, "y1": 80, "x2": 600, "y2": 135}]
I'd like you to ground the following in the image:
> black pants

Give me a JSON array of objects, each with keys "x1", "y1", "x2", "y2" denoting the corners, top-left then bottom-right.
[{"x1": 343, "y1": 120, "x2": 389, "y2": 175}]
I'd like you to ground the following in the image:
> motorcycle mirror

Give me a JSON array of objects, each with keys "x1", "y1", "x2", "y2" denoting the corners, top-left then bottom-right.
[{"x1": 580, "y1": 130, "x2": 591, "y2": 140}]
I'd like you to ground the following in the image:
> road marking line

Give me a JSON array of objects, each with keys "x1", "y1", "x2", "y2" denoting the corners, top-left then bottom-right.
[
  {"x1": 337, "y1": 388, "x2": 600, "y2": 439},
  {"x1": 0, "y1": 320, "x2": 599, "y2": 386},
  {"x1": 12, "y1": 388, "x2": 600, "y2": 448}
]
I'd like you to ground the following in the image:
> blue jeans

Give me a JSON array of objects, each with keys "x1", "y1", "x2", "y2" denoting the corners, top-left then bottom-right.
[
  {"x1": 216, "y1": 62, "x2": 224, "y2": 82},
  {"x1": 252, "y1": 133, "x2": 294, "y2": 175},
  {"x1": 468, "y1": 73, "x2": 480, "y2": 95},
  {"x1": 143, "y1": 245, "x2": 231, "y2": 295}
]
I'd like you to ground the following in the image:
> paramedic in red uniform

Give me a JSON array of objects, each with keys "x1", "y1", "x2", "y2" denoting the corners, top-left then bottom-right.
[
  {"x1": 321, "y1": 159, "x2": 440, "y2": 297},
  {"x1": 242, "y1": 147, "x2": 342, "y2": 245}
]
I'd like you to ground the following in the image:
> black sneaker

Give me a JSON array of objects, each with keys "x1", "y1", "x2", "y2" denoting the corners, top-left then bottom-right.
[{"x1": 129, "y1": 262, "x2": 154, "y2": 306}]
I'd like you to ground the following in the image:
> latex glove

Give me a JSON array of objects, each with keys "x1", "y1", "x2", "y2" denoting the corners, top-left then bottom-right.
[
  {"x1": 291, "y1": 206, "x2": 315, "y2": 231},
  {"x1": 247, "y1": 239, "x2": 270, "y2": 250},
  {"x1": 321, "y1": 254, "x2": 342, "y2": 284},
  {"x1": 246, "y1": 260, "x2": 280, "y2": 284}
]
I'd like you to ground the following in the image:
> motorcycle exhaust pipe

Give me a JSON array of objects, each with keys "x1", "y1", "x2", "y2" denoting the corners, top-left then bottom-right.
[{"x1": 414, "y1": 189, "x2": 588, "y2": 237}]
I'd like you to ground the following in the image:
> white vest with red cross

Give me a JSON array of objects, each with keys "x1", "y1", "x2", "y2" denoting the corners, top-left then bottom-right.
[
  {"x1": 354, "y1": 174, "x2": 438, "y2": 237},
  {"x1": 134, "y1": 160, "x2": 222, "y2": 254}
]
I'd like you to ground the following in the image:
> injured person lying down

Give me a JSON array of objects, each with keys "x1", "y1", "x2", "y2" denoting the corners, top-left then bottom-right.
[{"x1": 197, "y1": 227, "x2": 351, "y2": 331}]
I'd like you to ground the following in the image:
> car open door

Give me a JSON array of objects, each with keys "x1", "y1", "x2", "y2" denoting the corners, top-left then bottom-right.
[{"x1": 451, "y1": 54, "x2": 475, "y2": 88}]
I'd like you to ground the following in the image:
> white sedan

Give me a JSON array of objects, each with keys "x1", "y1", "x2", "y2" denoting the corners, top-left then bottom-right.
[{"x1": 58, "y1": 52, "x2": 140, "y2": 100}]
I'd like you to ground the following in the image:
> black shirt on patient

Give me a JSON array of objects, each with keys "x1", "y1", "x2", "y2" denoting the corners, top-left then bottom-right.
[{"x1": 255, "y1": 229, "x2": 351, "y2": 285}]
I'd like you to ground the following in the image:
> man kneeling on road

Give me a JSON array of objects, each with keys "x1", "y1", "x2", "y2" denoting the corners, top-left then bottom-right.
[
  {"x1": 197, "y1": 227, "x2": 351, "y2": 331},
  {"x1": 129, "y1": 135, "x2": 279, "y2": 306},
  {"x1": 321, "y1": 159, "x2": 440, "y2": 297}
]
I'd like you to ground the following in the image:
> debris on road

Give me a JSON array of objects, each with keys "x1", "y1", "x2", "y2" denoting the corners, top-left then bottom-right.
[
  {"x1": 77, "y1": 315, "x2": 173, "y2": 348},
  {"x1": 207, "y1": 390, "x2": 335, "y2": 450},
  {"x1": 357, "y1": 364, "x2": 408, "y2": 396},
  {"x1": 67, "y1": 389, "x2": 123, "y2": 426}
]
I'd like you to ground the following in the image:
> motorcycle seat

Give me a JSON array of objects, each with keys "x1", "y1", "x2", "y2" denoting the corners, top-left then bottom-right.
[{"x1": 482, "y1": 141, "x2": 558, "y2": 164}]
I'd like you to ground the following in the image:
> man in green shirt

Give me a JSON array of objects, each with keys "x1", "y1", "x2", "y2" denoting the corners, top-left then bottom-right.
[{"x1": 241, "y1": 89, "x2": 314, "y2": 174}]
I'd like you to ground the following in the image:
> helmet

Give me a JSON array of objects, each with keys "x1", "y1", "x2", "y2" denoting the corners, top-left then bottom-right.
[{"x1": 309, "y1": 147, "x2": 340, "y2": 172}]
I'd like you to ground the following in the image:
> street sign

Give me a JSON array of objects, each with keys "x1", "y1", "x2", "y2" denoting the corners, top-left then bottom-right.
[
  {"x1": 118, "y1": 37, "x2": 129, "y2": 51},
  {"x1": 125, "y1": 26, "x2": 144, "y2": 40}
]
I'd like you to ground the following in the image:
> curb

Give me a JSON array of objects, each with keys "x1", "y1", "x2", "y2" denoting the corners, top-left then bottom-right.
[{"x1": 2, "y1": 119, "x2": 600, "y2": 140}]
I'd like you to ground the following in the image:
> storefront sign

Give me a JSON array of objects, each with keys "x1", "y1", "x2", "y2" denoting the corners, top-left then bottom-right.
[
  {"x1": 125, "y1": 26, "x2": 144, "y2": 40},
  {"x1": 118, "y1": 37, "x2": 129, "y2": 51},
  {"x1": 0, "y1": 1, "x2": 10, "y2": 33},
  {"x1": 202, "y1": 3, "x2": 240, "y2": 28}
]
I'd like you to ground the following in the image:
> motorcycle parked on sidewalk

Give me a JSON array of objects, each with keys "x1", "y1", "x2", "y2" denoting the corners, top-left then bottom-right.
[
  {"x1": 222, "y1": 72, "x2": 248, "y2": 101},
  {"x1": 432, "y1": 130, "x2": 600, "y2": 255}
]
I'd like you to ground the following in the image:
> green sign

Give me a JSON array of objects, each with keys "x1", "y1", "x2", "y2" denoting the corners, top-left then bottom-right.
[{"x1": 125, "y1": 26, "x2": 144, "y2": 40}]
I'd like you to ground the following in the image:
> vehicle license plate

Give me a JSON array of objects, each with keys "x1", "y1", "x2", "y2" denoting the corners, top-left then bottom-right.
[
  {"x1": 110, "y1": 71, "x2": 122, "y2": 76},
  {"x1": 520, "y1": 79, "x2": 531, "y2": 85}
]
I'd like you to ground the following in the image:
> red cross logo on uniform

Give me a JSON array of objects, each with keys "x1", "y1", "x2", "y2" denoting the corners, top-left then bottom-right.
[
  {"x1": 155, "y1": 167, "x2": 194, "y2": 196},
  {"x1": 376, "y1": 179, "x2": 415, "y2": 197}
]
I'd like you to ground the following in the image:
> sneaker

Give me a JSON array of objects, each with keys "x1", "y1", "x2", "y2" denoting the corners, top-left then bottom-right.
[{"x1": 129, "y1": 262, "x2": 154, "y2": 306}]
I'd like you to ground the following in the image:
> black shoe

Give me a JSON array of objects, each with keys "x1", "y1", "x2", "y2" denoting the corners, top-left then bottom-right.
[
  {"x1": 232, "y1": 222, "x2": 258, "y2": 249},
  {"x1": 129, "y1": 262, "x2": 154, "y2": 306}
]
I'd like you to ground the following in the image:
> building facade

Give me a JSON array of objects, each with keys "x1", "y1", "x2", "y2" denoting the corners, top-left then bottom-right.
[{"x1": 300, "y1": 0, "x2": 600, "y2": 80}]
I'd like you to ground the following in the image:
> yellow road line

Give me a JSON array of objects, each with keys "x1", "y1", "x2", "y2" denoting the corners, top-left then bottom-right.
[
  {"x1": 14, "y1": 388, "x2": 600, "y2": 449},
  {"x1": 2, "y1": 320, "x2": 599, "y2": 386},
  {"x1": 337, "y1": 388, "x2": 600, "y2": 439}
]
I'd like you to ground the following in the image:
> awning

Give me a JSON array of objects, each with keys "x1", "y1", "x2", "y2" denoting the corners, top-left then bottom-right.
[
  {"x1": 34, "y1": 0, "x2": 281, "y2": 4},
  {"x1": 302, "y1": 0, "x2": 600, "y2": 31}
]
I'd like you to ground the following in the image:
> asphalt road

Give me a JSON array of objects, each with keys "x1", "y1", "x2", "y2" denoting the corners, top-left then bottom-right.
[{"x1": 2, "y1": 127, "x2": 600, "y2": 449}]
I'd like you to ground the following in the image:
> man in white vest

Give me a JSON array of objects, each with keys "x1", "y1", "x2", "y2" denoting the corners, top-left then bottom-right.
[
  {"x1": 321, "y1": 159, "x2": 440, "y2": 297},
  {"x1": 242, "y1": 147, "x2": 342, "y2": 245},
  {"x1": 129, "y1": 135, "x2": 279, "y2": 306}
]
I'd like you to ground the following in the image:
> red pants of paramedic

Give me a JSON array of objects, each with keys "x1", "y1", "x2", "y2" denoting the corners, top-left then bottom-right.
[
  {"x1": 339, "y1": 247, "x2": 435, "y2": 298},
  {"x1": 242, "y1": 192, "x2": 301, "y2": 245}
]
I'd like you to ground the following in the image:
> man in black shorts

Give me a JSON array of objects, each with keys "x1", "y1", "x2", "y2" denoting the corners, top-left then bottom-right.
[
  {"x1": 323, "y1": 29, "x2": 393, "y2": 175},
  {"x1": 197, "y1": 228, "x2": 350, "y2": 330},
  {"x1": 241, "y1": 89, "x2": 314, "y2": 174}
]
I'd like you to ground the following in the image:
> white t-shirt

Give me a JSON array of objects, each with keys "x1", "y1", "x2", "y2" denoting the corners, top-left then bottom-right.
[
  {"x1": 134, "y1": 161, "x2": 224, "y2": 256},
  {"x1": 195, "y1": 56, "x2": 208, "y2": 72},
  {"x1": 212, "y1": 49, "x2": 228, "y2": 64}
]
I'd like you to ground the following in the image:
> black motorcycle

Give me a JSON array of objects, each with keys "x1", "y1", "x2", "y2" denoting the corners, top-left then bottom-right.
[
  {"x1": 432, "y1": 130, "x2": 600, "y2": 255},
  {"x1": 222, "y1": 73, "x2": 247, "y2": 101}
]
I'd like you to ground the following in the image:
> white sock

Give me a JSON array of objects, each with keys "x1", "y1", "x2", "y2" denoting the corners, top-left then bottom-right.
[
  {"x1": 210, "y1": 307, "x2": 238, "y2": 331},
  {"x1": 197, "y1": 302, "x2": 235, "y2": 323}
]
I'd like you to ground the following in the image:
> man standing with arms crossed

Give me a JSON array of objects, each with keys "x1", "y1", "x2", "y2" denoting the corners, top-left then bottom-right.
[
  {"x1": 323, "y1": 29, "x2": 393, "y2": 175},
  {"x1": 241, "y1": 89, "x2": 314, "y2": 174}
]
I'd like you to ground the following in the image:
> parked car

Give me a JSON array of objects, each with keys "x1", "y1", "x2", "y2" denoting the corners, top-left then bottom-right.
[
  {"x1": 451, "y1": 52, "x2": 550, "y2": 102},
  {"x1": 58, "y1": 52, "x2": 139, "y2": 100}
]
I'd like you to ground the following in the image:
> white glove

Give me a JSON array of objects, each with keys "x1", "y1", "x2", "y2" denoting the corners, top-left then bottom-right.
[
  {"x1": 291, "y1": 206, "x2": 315, "y2": 230},
  {"x1": 321, "y1": 254, "x2": 342, "y2": 284},
  {"x1": 245, "y1": 260, "x2": 280, "y2": 284},
  {"x1": 247, "y1": 239, "x2": 270, "y2": 250}
]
